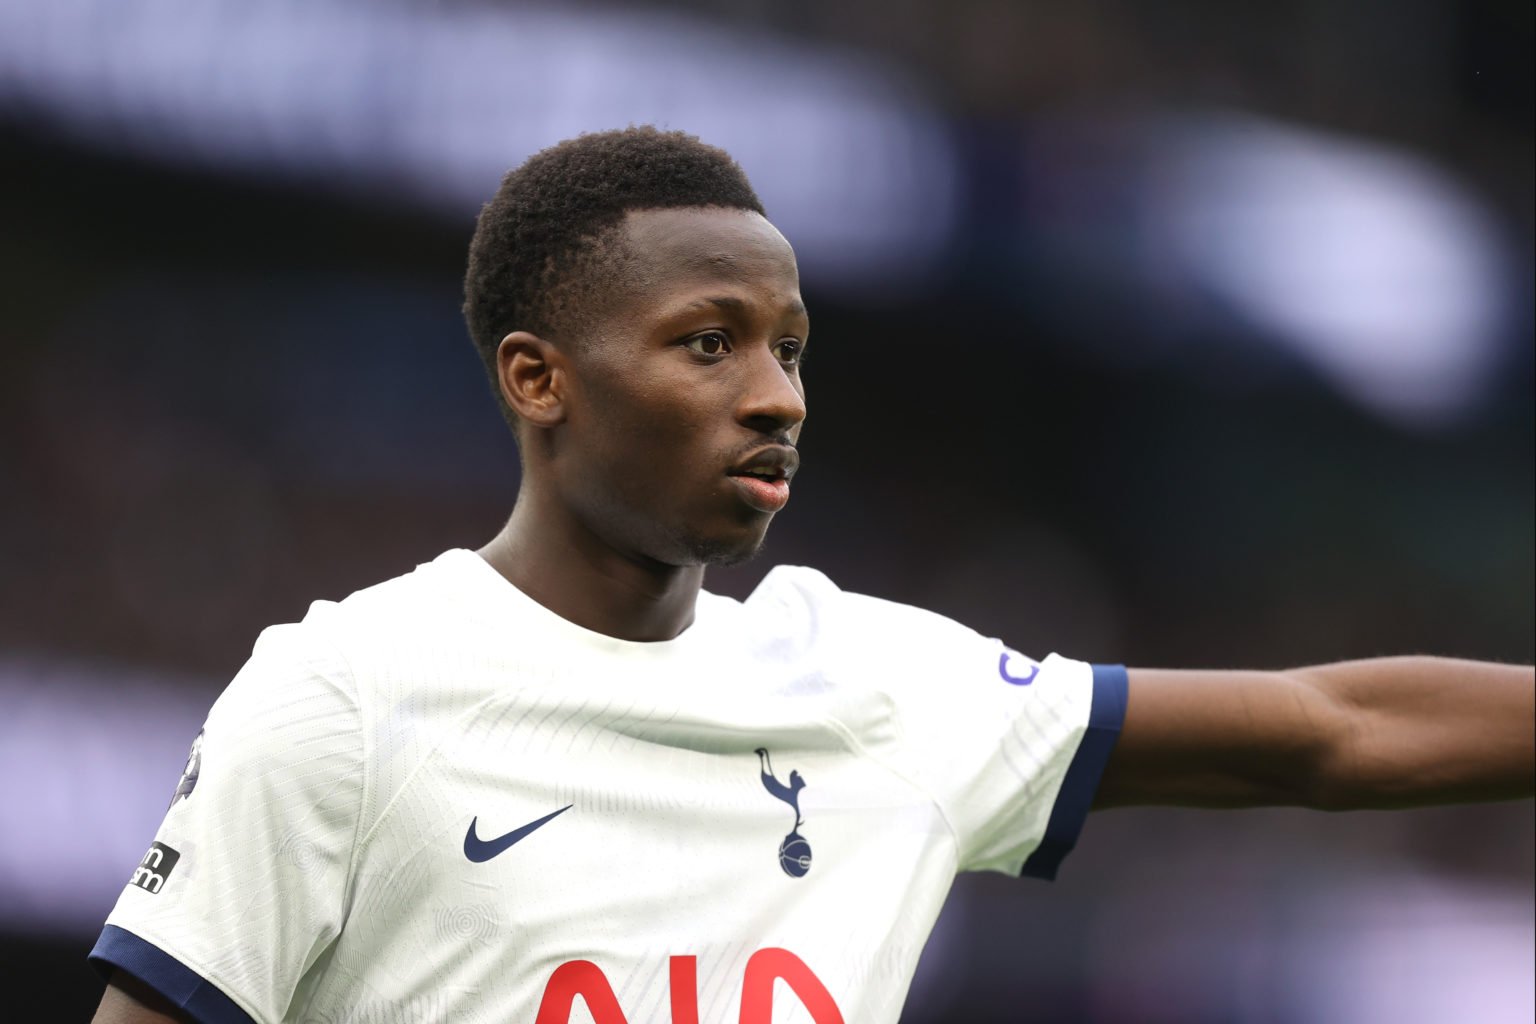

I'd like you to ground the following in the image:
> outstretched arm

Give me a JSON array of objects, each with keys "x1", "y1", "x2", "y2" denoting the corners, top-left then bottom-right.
[
  {"x1": 1095, "y1": 657, "x2": 1534, "y2": 809},
  {"x1": 91, "y1": 972, "x2": 191, "y2": 1023}
]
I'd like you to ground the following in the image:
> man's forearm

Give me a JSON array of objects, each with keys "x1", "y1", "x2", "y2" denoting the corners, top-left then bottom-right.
[{"x1": 1298, "y1": 656, "x2": 1535, "y2": 809}]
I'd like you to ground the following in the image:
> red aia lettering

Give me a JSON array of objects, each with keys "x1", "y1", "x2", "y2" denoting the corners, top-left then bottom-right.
[
  {"x1": 533, "y1": 948, "x2": 844, "y2": 1023},
  {"x1": 739, "y1": 948, "x2": 846, "y2": 1024},
  {"x1": 533, "y1": 961, "x2": 626, "y2": 1024},
  {"x1": 670, "y1": 956, "x2": 700, "y2": 1024}
]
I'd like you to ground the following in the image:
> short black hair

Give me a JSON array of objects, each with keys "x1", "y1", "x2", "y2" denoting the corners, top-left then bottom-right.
[{"x1": 463, "y1": 126, "x2": 766, "y2": 426}]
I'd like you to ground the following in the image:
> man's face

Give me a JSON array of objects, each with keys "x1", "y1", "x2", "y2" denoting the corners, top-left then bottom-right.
[{"x1": 552, "y1": 206, "x2": 809, "y2": 567}]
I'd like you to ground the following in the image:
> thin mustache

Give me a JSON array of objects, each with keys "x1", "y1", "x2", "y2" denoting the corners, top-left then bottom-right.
[
  {"x1": 736, "y1": 435, "x2": 796, "y2": 456},
  {"x1": 730, "y1": 437, "x2": 798, "y2": 463}
]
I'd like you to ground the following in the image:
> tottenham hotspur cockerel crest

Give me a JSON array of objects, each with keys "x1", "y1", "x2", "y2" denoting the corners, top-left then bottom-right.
[{"x1": 755, "y1": 748, "x2": 812, "y2": 877}]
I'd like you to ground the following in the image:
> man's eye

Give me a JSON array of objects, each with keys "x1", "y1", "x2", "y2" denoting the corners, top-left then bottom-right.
[
  {"x1": 685, "y1": 332, "x2": 731, "y2": 356},
  {"x1": 774, "y1": 339, "x2": 804, "y2": 365}
]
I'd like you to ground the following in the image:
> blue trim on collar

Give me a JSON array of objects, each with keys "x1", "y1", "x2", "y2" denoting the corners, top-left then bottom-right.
[
  {"x1": 1020, "y1": 663, "x2": 1128, "y2": 880},
  {"x1": 89, "y1": 925, "x2": 257, "y2": 1024}
]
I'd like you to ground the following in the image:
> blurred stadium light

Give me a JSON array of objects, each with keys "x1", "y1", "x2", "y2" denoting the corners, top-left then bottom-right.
[
  {"x1": 2, "y1": 2, "x2": 1524, "y2": 426},
  {"x1": 0, "y1": 0, "x2": 957, "y2": 294},
  {"x1": 1148, "y1": 113, "x2": 1515, "y2": 427},
  {"x1": 1013, "y1": 110, "x2": 1524, "y2": 427}
]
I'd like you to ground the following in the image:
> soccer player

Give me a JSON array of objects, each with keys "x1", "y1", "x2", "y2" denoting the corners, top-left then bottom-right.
[{"x1": 89, "y1": 127, "x2": 1534, "y2": 1024}]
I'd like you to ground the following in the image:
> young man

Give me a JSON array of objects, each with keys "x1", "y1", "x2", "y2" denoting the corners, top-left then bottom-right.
[{"x1": 90, "y1": 127, "x2": 1533, "y2": 1024}]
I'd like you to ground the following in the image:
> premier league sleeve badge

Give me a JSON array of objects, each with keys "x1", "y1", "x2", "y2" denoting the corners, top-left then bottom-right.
[{"x1": 169, "y1": 727, "x2": 203, "y2": 808}]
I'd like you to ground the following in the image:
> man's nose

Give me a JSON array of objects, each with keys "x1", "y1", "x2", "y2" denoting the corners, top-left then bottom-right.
[{"x1": 737, "y1": 347, "x2": 806, "y2": 434}]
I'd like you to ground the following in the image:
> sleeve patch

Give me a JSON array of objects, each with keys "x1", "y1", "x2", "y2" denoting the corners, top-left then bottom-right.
[{"x1": 128, "y1": 843, "x2": 181, "y2": 895}]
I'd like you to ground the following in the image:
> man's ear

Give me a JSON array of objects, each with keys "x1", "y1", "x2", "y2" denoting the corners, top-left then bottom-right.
[{"x1": 496, "y1": 331, "x2": 567, "y2": 429}]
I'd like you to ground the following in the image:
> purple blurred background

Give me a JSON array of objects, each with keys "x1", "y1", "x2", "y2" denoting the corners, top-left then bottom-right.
[{"x1": 0, "y1": 1, "x2": 1531, "y2": 1021}]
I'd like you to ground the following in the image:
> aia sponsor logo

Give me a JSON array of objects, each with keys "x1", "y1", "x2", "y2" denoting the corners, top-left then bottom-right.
[
  {"x1": 535, "y1": 948, "x2": 843, "y2": 1023},
  {"x1": 128, "y1": 842, "x2": 180, "y2": 895}
]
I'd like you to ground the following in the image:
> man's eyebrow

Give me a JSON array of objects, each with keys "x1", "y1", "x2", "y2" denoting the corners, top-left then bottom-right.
[{"x1": 679, "y1": 295, "x2": 809, "y2": 318}]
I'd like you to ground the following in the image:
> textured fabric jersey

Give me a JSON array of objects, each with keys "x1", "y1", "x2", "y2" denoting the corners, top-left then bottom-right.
[{"x1": 91, "y1": 549, "x2": 1126, "y2": 1024}]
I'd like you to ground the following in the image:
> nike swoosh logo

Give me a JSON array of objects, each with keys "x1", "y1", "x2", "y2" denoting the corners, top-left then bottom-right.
[
  {"x1": 998, "y1": 652, "x2": 1039, "y2": 686},
  {"x1": 463, "y1": 804, "x2": 573, "y2": 863}
]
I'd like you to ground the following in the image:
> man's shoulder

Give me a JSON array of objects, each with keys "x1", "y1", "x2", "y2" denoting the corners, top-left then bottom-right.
[
  {"x1": 740, "y1": 565, "x2": 988, "y2": 659},
  {"x1": 226, "y1": 549, "x2": 496, "y2": 702},
  {"x1": 284, "y1": 548, "x2": 501, "y2": 646},
  {"x1": 215, "y1": 549, "x2": 513, "y2": 746},
  {"x1": 313, "y1": 546, "x2": 479, "y2": 616}
]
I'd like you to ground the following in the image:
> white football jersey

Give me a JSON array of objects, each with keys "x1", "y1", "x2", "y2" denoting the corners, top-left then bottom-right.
[{"x1": 92, "y1": 549, "x2": 1126, "y2": 1024}]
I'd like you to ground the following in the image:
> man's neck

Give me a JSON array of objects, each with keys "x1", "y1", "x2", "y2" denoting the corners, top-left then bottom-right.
[{"x1": 477, "y1": 495, "x2": 705, "y2": 643}]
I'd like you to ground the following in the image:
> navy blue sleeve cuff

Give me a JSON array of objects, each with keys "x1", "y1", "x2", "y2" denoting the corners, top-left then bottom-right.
[
  {"x1": 1020, "y1": 663, "x2": 1128, "y2": 881},
  {"x1": 90, "y1": 924, "x2": 258, "y2": 1024}
]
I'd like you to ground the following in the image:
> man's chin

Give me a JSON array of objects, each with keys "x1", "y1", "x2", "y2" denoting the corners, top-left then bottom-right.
[
  {"x1": 702, "y1": 542, "x2": 765, "y2": 569},
  {"x1": 675, "y1": 525, "x2": 770, "y2": 569}
]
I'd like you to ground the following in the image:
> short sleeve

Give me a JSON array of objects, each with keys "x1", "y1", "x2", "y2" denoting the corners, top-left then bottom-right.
[
  {"x1": 810, "y1": 580, "x2": 1126, "y2": 878},
  {"x1": 89, "y1": 623, "x2": 364, "y2": 1024},
  {"x1": 895, "y1": 628, "x2": 1124, "y2": 877}
]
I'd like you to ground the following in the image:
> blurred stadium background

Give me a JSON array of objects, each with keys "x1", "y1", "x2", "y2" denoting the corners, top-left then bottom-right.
[{"x1": 0, "y1": 1, "x2": 1531, "y2": 1021}]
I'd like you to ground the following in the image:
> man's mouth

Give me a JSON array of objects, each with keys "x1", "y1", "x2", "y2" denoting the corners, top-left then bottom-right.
[
  {"x1": 728, "y1": 446, "x2": 798, "y2": 513},
  {"x1": 729, "y1": 472, "x2": 790, "y2": 513}
]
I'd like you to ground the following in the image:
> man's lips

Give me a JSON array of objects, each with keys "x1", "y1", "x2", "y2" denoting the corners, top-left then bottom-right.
[
  {"x1": 729, "y1": 474, "x2": 791, "y2": 513},
  {"x1": 727, "y1": 444, "x2": 798, "y2": 513}
]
